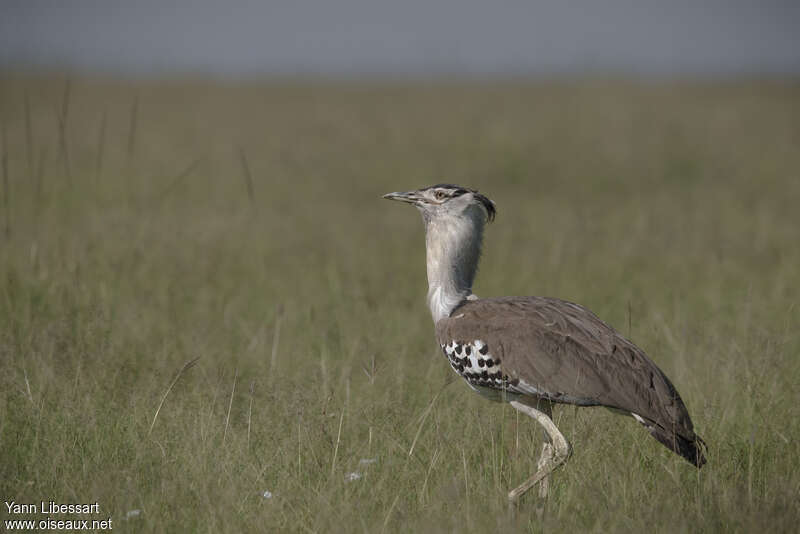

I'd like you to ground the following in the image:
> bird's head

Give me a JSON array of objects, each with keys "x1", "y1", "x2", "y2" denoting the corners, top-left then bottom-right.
[{"x1": 382, "y1": 184, "x2": 496, "y2": 225}]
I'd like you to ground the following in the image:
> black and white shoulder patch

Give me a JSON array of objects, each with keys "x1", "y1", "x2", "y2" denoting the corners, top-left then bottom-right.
[{"x1": 441, "y1": 339, "x2": 514, "y2": 390}]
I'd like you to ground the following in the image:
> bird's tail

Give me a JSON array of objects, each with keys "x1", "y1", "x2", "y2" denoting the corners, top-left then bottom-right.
[{"x1": 646, "y1": 423, "x2": 707, "y2": 468}]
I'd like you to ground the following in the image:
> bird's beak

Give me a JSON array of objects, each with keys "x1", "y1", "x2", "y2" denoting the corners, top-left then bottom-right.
[{"x1": 382, "y1": 191, "x2": 421, "y2": 204}]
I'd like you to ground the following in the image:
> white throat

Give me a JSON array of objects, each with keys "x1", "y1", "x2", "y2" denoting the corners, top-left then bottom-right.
[{"x1": 424, "y1": 206, "x2": 486, "y2": 322}]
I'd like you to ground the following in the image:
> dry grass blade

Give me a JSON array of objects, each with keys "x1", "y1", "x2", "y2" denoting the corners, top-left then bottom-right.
[
  {"x1": 247, "y1": 380, "x2": 255, "y2": 450},
  {"x1": 1, "y1": 121, "x2": 9, "y2": 239},
  {"x1": 24, "y1": 91, "x2": 34, "y2": 180},
  {"x1": 56, "y1": 78, "x2": 72, "y2": 185},
  {"x1": 330, "y1": 410, "x2": 345, "y2": 476},
  {"x1": 381, "y1": 494, "x2": 401, "y2": 534},
  {"x1": 407, "y1": 380, "x2": 450, "y2": 457},
  {"x1": 34, "y1": 147, "x2": 46, "y2": 214},
  {"x1": 419, "y1": 447, "x2": 441, "y2": 504},
  {"x1": 462, "y1": 446, "x2": 469, "y2": 505},
  {"x1": 155, "y1": 158, "x2": 201, "y2": 205},
  {"x1": 270, "y1": 304, "x2": 284, "y2": 372},
  {"x1": 95, "y1": 109, "x2": 107, "y2": 183},
  {"x1": 361, "y1": 354, "x2": 379, "y2": 385},
  {"x1": 23, "y1": 367, "x2": 34, "y2": 406},
  {"x1": 238, "y1": 146, "x2": 256, "y2": 205},
  {"x1": 148, "y1": 357, "x2": 200, "y2": 436},
  {"x1": 127, "y1": 94, "x2": 139, "y2": 164},
  {"x1": 223, "y1": 368, "x2": 238, "y2": 445}
]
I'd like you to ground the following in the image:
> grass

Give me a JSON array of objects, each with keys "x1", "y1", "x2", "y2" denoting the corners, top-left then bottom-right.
[{"x1": 0, "y1": 75, "x2": 799, "y2": 532}]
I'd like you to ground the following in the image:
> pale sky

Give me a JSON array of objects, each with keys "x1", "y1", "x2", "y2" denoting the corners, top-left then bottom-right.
[{"x1": 1, "y1": 0, "x2": 799, "y2": 76}]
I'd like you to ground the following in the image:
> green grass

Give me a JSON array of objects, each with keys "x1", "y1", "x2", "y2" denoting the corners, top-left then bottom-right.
[{"x1": 1, "y1": 75, "x2": 799, "y2": 532}]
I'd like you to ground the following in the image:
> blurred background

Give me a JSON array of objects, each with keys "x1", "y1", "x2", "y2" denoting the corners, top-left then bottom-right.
[
  {"x1": 2, "y1": 0, "x2": 799, "y2": 76},
  {"x1": 1, "y1": 2, "x2": 800, "y2": 533}
]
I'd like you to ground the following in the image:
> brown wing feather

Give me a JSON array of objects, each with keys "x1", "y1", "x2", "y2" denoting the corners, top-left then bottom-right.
[{"x1": 436, "y1": 297, "x2": 701, "y2": 446}]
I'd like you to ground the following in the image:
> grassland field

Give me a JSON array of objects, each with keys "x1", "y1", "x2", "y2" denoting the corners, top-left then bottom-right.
[{"x1": 0, "y1": 75, "x2": 799, "y2": 532}]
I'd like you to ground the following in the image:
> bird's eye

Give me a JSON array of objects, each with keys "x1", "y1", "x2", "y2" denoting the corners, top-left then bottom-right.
[{"x1": 434, "y1": 190, "x2": 447, "y2": 200}]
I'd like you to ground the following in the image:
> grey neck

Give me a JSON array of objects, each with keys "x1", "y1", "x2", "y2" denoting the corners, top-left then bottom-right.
[{"x1": 423, "y1": 206, "x2": 486, "y2": 323}]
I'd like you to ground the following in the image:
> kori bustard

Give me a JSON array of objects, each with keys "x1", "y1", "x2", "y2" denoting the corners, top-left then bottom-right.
[{"x1": 383, "y1": 184, "x2": 705, "y2": 501}]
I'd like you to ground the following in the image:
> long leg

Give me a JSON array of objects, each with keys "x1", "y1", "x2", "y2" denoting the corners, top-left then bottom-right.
[
  {"x1": 508, "y1": 399, "x2": 571, "y2": 501},
  {"x1": 532, "y1": 401, "x2": 555, "y2": 499}
]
